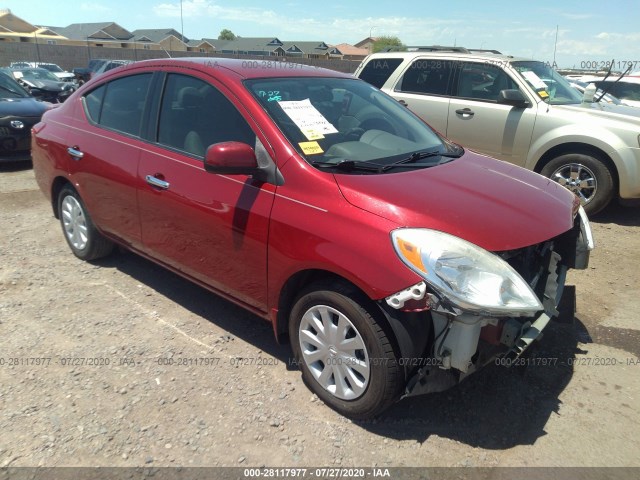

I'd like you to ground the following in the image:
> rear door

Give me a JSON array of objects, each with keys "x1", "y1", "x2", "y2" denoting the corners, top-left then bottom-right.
[
  {"x1": 137, "y1": 71, "x2": 275, "y2": 312},
  {"x1": 66, "y1": 73, "x2": 153, "y2": 249},
  {"x1": 446, "y1": 62, "x2": 537, "y2": 164}
]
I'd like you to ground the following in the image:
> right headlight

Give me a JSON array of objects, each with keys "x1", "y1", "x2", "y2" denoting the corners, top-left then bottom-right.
[{"x1": 391, "y1": 228, "x2": 543, "y2": 316}]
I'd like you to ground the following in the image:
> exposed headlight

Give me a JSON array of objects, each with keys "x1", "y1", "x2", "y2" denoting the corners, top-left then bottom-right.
[{"x1": 391, "y1": 229, "x2": 543, "y2": 315}]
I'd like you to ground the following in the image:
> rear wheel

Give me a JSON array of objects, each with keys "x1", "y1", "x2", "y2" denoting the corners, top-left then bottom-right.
[
  {"x1": 58, "y1": 186, "x2": 114, "y2": 261},
  {"x1": 289, "y1": 281, "x2": 401, "y2": 419},
  {"x1": 541, "y1": 153, "x2": 614, "y2": 215}
]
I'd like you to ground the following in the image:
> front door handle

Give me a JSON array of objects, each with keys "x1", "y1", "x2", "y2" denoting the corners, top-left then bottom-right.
[
  {"x1": 145, "y1": 175, "x2": 170, "y2": 190},
  {"x1": 398, "y1": 99, "x2": 408, "y2": 107},
  {"x1": 455, "y1": 108, "x2": 475, "y2": 116},
  {"x1": 67, "y1": 146, "x2": 84, "y2": 160}
]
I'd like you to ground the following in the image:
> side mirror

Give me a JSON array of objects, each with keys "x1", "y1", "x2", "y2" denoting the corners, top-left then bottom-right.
[
  {"x1": 497, "y1": 89, "x2": 531, "y2": 108},
  {"x1": 204, "y1": 142, "x2": 258, "y2": 175}
]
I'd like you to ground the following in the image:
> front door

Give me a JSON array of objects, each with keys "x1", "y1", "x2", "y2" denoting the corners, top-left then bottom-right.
[
  {"x1": 446, "y1": 62, "x2": 537, "y2": 165},
  {"x1": 137, "y1": 73, "x2": 275, "y2": 311}
]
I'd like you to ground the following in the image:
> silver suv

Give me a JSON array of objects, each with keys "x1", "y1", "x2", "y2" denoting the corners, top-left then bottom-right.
[{"x1": 354, "y1": 47, "x2": 640, "y2": 215}]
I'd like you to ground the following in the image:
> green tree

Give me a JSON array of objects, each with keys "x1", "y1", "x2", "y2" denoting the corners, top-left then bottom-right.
[
  {"x1": 372, "y1": 35, "x2": 405, "y2": 53},
  {"x1": 218, "y1": 29, "x2": 236, "y2": 41}
]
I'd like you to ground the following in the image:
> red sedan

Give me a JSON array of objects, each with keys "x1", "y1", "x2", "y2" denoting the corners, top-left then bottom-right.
[{"x1": 32, "y1": 58, "x2": 593, "y2": 418}]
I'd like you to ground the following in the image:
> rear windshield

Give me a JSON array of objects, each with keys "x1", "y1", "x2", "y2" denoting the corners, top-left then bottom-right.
[{"x1": 358, "y1": 58, "x2": 403, "y2": 89}]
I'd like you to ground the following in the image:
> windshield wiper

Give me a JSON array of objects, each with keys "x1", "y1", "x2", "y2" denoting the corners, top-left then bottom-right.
[
  {"x1": 594, "y1": 61, "x2": 633, "y2": 103},
  {"x1": 311, "y1": 159, "x2": 383, "y2": 172},
  {"x1": 380, "y1": 150, "x2": 462, "y2": 172}
]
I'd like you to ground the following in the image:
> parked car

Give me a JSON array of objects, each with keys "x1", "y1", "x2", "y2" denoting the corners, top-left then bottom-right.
[
  {"x1": 10, "y1": 67, "x2": 76, "y2": 103},
  {"x1": 354, "y1": 47, "x2": 640, "y2": 215},
  {"x1": 91, "y1": 59, "x2": 133, "y2": 78},
  {"x1": 10, "y1": 62, "x2": 76, "y2": 84},
  {"x1": 577, "y1": 76, "x2": 640, "y2": 108},
  {"x1": 73, "y1": 59, "x2": 110, "y2": 85},
  {"x1": 567, "y1": 79, "x2": 631, "y2": 107},
  {"x1": 32, "y1": 58, "x2": 593, "y2": 419},
  {"x1": 0, "y1": 69, "x2": 51, "y2": 162},
  {"x1": 567, "y1": 79, "x2": 627, "y2": 105}
]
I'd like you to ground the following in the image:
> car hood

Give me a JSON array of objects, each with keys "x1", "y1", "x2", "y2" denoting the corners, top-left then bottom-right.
[
  {"x1": 0, "y1": 97, "x2": 49, "y2": 117},
  {"x1": 24, "y1": 79, "x2": 65, "y2": 91},
  {"x1": 556, "y1": 102, "x2": 640, "y2": 121},
  {"x1": 334, "y1": 152, "x2": 577, "y2": 252}
]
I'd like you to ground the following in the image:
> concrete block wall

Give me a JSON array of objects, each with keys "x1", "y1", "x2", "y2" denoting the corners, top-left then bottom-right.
[{"x1": 0, "y1": 43, "x2": 360, "y2": 74}]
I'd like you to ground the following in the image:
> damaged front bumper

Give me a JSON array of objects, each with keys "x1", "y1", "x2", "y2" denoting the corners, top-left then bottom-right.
[{"x1": 384, "y1": 207, "x2": 593, "y2": 398}]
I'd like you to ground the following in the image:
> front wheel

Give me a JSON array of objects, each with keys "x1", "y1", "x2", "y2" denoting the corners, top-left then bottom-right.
[
  {"x1": 58, "y1": 185, "x2": 114, "y2": 261},
  {"x1": 541, "y1": 153, "x2": 614, "y2": 216},
  {"x1": 289, "y1": 281, "x2": 402, "y2": 419}
]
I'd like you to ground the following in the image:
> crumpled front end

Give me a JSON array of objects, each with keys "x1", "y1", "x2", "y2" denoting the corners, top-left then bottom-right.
[{"x1": 383, "y1": 207, "x2": 593, "y2": 397}]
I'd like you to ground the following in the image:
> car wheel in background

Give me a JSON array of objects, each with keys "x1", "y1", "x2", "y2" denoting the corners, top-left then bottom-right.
[{"x1": 541, "y1": 153, "x2": 614, "y2": 216}]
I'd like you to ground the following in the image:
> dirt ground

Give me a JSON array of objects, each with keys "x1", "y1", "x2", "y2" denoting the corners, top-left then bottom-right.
[{"x1": 1, "y1": 162, "x2": 639, "y2": 472}]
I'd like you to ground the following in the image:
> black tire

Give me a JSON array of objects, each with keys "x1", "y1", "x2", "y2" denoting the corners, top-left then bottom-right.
[
  {"x1": 57, "y1": 185, "x2": 114, "y2": 261},
  {"x1": 540, "y1": 153, "x2": 614, "y2": 216},
  {"x1": 289, "y1": 281, "x2": 402, "y2": 419}
]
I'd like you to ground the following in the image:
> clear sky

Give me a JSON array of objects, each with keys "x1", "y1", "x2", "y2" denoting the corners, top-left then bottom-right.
[{"x1": 3, "y1": 0, "x2": 639, "y2": 69}]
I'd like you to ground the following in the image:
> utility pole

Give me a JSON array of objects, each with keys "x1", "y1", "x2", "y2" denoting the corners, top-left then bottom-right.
[
  {"x1": 34, "y1": 31, "x2": 41, "y2": 62},
  {"x1": 553, "y1": 25, "x2": 558, "y2": 65},
  {"x1": 180, "y1": 0, "x2": 184, "y2": 44}
]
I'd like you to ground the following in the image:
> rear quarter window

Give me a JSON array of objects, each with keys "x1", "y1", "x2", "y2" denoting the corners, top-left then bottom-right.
[
  {"x1": 358, "y1": 58, "x2": 403, "y2": 89},
  {"x1": 83, "y1": 85, "x2": 105, "y2": 122}
]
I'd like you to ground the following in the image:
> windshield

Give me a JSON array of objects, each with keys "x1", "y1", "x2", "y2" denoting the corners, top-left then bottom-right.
[
  {"x1": 0, "y1": 72, "x2": 29, "y2": 98},
  {"x1": 245, "y1": 77, "x2": 454, "y2": 173},
  {"x1": 39, "y1": 64, "x2": 63, "y2": 73},
  {"x1": 20, "y1": 68, "x2": 60, "y2": 82},
  {"x1": 513, "y1": 61, "x2": 583, "y2": 105}
]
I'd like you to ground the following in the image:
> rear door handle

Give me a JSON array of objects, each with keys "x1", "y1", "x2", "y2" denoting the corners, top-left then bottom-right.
[
  {"x1": 145, "y1": 175, "x2": 170, "y2": 190},
  {"x1": 67, "y1": 146, "x2": 84, "y2": 160},
  {"x1": 398, "y1": 99, "x2": 408, "y2": 107},
  {"x1": 455, "y1": 108, "x2": 474, "y2": 116}
]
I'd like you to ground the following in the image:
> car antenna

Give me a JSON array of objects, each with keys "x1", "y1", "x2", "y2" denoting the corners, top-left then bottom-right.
[{"x1": 594, "y1": 60, "x2": 632, "y2": 103}]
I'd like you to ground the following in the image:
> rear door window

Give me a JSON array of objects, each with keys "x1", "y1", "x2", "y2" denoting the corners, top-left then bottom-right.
[
  {"x1": 396, "y1": 59, "x2": 454, "y2": 96},
  {"x1": 358, "y1": 58, "x2": 403, "y2": 89},
  {"x1": 98, "y1": 74, "x2": 152, "y2": 137}
]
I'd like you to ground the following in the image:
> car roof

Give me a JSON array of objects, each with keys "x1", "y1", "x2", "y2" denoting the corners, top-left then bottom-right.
[
  {"x1": 119, "y1": 57, "x2": 353, "y2": 80},
  {"x1": 362, "y1": 50, "x2": 531, "y2": 64}
]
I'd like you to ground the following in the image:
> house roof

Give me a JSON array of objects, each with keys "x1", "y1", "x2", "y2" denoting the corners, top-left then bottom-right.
[
  {"x1": 213, "y1": 37, "x2": 286, "y2": 52},
  {"x1": 56, "y1": 22, "x2": 133, "y2": 41},
  {"x1": 212, "y1": 37, "x2": 338, "y2": 55},
  {"x1": 332, "y1": 43, "x2": 369, "y2": 56},
  {"x1": 131, "y1": 28, "x2": 188, "y2": 44},
  {"x1": 200, "y1": 38, "x2": 235, "y2": 50},
  {"x1": 188, "y1": 38, "x2": 218, "y2": 48},
  {"x1": 283, "y1": 41, "x2": 333, "y2": 54},
  {"x1": 354, "y1": 37, "x2": 378, "y2": 48},
  {"x1": 0, "y1": 9, "x2": 38, "y2": 33}
]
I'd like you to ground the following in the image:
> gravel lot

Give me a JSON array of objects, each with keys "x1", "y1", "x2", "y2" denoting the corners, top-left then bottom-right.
[{"x1": 1, "y1": 162, "x2": 639, "y2": 471}]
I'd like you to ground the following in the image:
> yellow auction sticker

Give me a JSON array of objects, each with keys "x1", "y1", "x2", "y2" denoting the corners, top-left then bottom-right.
[{"x1": 299, "y1": 141, "x2": 324, "y2": 155}]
